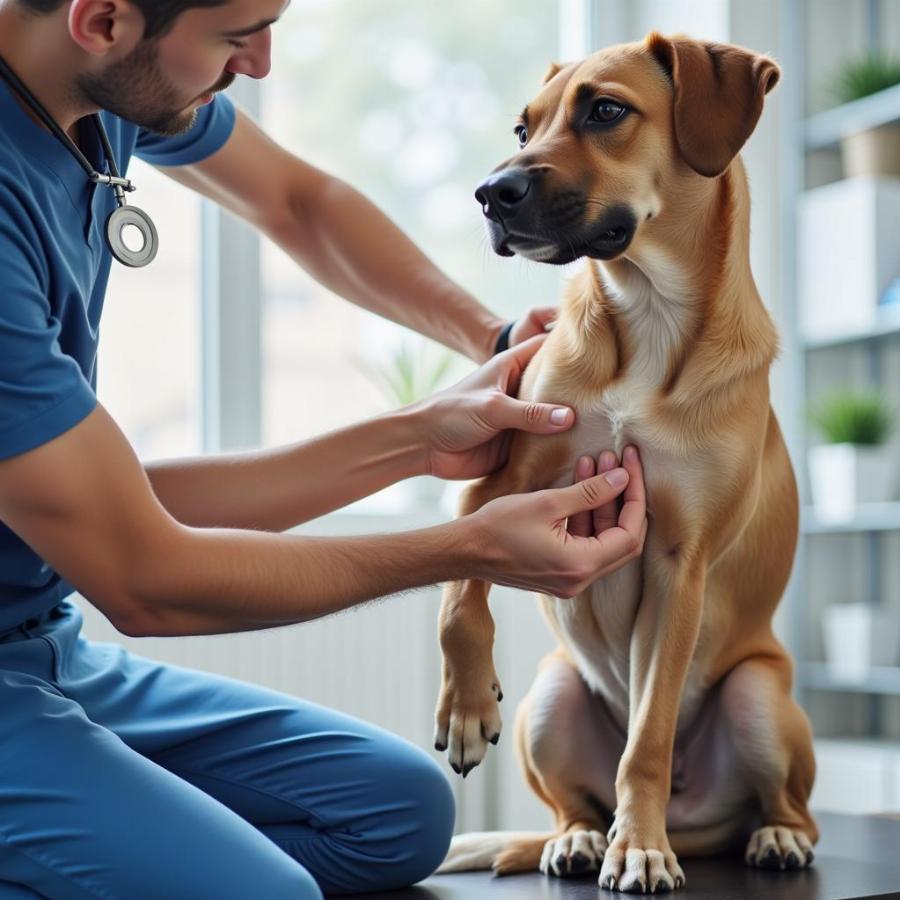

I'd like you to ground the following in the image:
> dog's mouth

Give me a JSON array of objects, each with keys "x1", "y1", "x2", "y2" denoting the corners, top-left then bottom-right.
[{"x1": 490, "y1": 206, "x2": 637, "y2": 265}]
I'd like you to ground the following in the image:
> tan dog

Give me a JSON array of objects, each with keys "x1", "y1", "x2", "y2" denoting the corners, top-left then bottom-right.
[{"x1": 433, "y1": 32, "x2": 818, "y2": 893}]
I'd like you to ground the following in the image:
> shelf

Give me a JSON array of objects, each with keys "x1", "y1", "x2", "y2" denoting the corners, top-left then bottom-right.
[
  {"x1": 801, "y1": 662, "x2": 900, "y2": 695},
  {"x1": 804, "y1": 82, "x2": 900, "y2": 151},
  {"x1": 801, "y1": 502, "x2": 900, "y2": 533},
  {"x1": 803, "y1": 309, "x2": 900, "y2": 350}
]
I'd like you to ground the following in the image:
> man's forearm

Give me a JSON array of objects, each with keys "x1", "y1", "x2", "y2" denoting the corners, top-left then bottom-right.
[
  {"x1": 135, "y1": 517, "x2": 475, "y2": 638},
  {"x1": 145, "y1": 408, "x2": 426, "y2": 532},
  {"x1": 269, "y1": 173, "x2": 506, "y2": 363}
]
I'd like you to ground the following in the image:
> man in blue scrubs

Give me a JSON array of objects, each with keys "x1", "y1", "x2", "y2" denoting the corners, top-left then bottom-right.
[{"x1": 0, "y1": 1, "x2": 647, "y2": 897}]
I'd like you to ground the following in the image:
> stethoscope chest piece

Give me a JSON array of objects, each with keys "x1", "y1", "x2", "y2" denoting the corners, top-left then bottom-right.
[{"x1": 105, "y1": 204, "x2": 158, "y2": 268}]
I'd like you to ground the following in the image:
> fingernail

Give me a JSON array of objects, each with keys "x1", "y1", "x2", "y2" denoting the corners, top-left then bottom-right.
[
  {"x1": 599, "y1": 451, "x2": 616, "y2": 470},
  {"x1": 577, "y1": 455, "x2": 592, "y2": 476},
  {"x1": 604, "y1": 468, "x2": 628, "y2": 487},
  {"x1": 550, "y1": 407, "x2": 570, "y2": 425}
]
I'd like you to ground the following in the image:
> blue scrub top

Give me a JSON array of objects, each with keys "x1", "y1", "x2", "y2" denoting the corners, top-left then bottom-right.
[{"x1": 0, "y1": 82, "x2": 236, "y2": 632}]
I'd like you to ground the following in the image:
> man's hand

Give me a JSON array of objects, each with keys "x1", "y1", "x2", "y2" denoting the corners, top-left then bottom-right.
[
  {"x1": 506, "y1": 305, "x2": 558, "y2": 348},
  {"x1": 413, "y1": 334, "x2": 572, "y2": 481},
  {"x1": 469, "y1": 445, "x2": 647, "y2": 597}
]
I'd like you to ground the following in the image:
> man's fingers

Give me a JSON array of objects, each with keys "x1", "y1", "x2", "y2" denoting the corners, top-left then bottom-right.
[
  {"x1": 567, "y1": 456, "x2": 596, "y2": 537},
  {"x1": 533, "y1": 306, "x2": 558, "y2": 328},
  {"x1": 496, "y1": 332, "x2": 548, "y2": 398},
  {"x1": 550, "y1": 469, "x2": 629, "y2": 518},
  {"x1": 592, "y1": 451, "x2": 621, "y2": 535},
  {"x1": 616, "y1": 445, "x2": 646, "y2": 536},
  {"x1": 508, "y1": 307, "x2": 558, "y2": 347},
  {"x1": 494, "y1": 397, "x2": 574, "y2": 433}
]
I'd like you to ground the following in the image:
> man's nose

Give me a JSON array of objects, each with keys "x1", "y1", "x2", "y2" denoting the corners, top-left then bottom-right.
[
  {"x1": 474, "y1": 169, "x2": 532, "y2": 222},
  {"x1": 227, "y1": 29, "x2": 273, "y2": 80}
]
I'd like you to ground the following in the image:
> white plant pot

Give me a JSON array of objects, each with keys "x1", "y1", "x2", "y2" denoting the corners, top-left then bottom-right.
[
  {"x1": 841, "y1": 125, "x2": 900, "y2": 179},
  {"x1": 823, "y1": 603, "x2": 900, "y2": 682},
  {"x1": 808, "y1": 443, "x2": 897, "y2": 522},
  {"x1": 799, "y1": 176, "x2": 900, "y2": 341}
]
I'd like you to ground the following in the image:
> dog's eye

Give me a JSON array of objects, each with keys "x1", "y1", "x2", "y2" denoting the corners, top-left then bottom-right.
[
  {"x1": 514, "y1": 124, "x2": 528, "y2": 147},
  {"x1": 590, "y1": 100, "x2": 627, "y2": 124}
]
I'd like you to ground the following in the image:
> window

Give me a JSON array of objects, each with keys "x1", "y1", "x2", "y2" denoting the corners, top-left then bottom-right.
[
  {"x1": 97, "y1": 159, "x2": 202, "y2": 458},
  {"x1": 260, "y1": 0, "x2": 562, "y2": 447}
]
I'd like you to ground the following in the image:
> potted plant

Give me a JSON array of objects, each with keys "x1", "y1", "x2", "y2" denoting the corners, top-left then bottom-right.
[
  {"x1": 807, "y1": 389, "x2": 896, "y2": 521},
  {"x1": 832, "y1": 54, "x2": 900, "y2": 178},
  {"x1": 366, "y1": 339, "x2": 460, "y2": 506}
]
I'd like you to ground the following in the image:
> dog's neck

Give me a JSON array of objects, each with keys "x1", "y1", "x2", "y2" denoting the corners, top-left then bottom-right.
[{"x1": 561, "y1": 158, "x2": 779, "y2": 404}]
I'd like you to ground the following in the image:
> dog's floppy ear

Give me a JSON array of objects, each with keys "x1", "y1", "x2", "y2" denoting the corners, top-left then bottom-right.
[
  {"x1": 541, "y1": 62, "x2": 565, "y2": 85},
  {"x1": 645, "y1": 32, "x2": 780, "y2": 177}
]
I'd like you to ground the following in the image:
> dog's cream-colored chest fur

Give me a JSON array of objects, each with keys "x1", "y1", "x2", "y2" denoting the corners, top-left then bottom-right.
[{"x1": 530, "y1": 260, "x2": 710, "y2": 732}]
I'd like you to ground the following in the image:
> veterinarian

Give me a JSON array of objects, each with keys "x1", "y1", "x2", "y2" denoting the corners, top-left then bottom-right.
[{"x1": 0, "y1": 1, "x2": 647, "y2": 897}]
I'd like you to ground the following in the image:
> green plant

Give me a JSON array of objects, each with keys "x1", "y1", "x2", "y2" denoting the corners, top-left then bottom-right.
[
  {"x1": 367, "y1": 340, "x2": 457, "y2": 408},
  {"x1": 832, "y1": 54, "x2": 900, "y2": 105},
  {"x1": 809, "y1": 390, "x2": 894, "y2": 445}
]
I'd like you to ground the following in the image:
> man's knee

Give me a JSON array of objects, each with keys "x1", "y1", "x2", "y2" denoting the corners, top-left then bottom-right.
[
  {"x1": 359, "y1": 743, "x2": 455, "y2": 890},
  {"x1": 397, "y1": 749, "x2": 456, "y2": 881}
]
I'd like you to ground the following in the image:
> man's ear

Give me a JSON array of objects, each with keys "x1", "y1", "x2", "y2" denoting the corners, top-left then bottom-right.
[
  {"x1": 645, "y1": 32, "x2": 780, "y2": 178},
  {"x1": 68, "y1": 0, "x2": 144, "y2": 58}
]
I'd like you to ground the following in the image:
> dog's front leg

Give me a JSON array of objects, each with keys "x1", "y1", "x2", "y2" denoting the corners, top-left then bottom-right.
[
  {"x1": 433, "y1": 469, "x2": 528, "y2": 777},
  {"x1": 599, "y1": 549, "x2": 706, "y2": 893}
]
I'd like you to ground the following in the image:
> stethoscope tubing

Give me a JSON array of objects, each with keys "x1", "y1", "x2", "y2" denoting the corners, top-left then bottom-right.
[{"x1": 0, "y1": 54, "x2": 158, "y2": 267}]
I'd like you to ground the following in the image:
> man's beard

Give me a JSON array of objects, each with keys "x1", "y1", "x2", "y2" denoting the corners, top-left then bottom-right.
[{"x1": 77, "y1": 40, "x2": 235, "y2": 137}]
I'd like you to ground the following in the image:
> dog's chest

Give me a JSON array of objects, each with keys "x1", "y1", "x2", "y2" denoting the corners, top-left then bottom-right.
[
  {"x1": 529, "y1": 295, "x2": 703, "y2": 731},
  {"x1": 577, "y1": 374, "x2": 656, "y2": 459}
]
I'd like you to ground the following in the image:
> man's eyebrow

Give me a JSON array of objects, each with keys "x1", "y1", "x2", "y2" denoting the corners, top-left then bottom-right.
[{"x1": 221, "y1": 17, "x2": 280, "y2": 38}]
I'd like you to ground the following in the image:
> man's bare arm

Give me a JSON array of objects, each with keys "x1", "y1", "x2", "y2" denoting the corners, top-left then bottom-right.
[
  {"x1": 0, "y1": 402, "x2": 642, "y2": 639},
  {"x1": 0, "y1": 405, "x2": 471, "y2": 638},
  {"x1": 161, "y1": 109, "x2": 506, "y2": 363},
  {"x1": 144, "y1": 407, "x2": 426, "y2": 531}
]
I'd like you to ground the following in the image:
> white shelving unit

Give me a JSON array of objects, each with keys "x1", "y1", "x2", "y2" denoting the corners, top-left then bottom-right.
[{"x1": 785, "y1": 0, "x2": 900, "y2": 745}]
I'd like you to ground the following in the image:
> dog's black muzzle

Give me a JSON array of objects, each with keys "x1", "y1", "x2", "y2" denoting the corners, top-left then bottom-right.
[{"x1": 475, "y1": 167, "x2": 637, "y2": 264}]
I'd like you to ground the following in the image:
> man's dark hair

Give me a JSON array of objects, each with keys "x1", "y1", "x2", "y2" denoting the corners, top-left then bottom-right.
[{"x1": 18, "y1": 0, "x2": 228, "y2": 39}]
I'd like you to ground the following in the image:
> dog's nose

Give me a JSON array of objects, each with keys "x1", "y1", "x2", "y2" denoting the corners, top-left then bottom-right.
[{"x1": 475, "y1": 169, "x2": 532, "y2": 222}]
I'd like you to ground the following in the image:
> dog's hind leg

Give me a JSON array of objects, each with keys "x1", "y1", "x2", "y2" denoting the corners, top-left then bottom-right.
[
  {"x1": 495, "y1": 648, "x2": 623, "y2": 877},
  {"x1": 719, "y1": 655, "x2": 819, "y2": 869}
]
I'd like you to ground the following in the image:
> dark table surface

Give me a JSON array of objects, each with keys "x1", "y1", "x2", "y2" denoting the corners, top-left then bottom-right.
[{"x1": 346, "y1": 813, "x2": 900, "y2": 900}]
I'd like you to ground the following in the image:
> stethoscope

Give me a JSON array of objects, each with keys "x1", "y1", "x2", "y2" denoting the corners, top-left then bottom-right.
[{"x1": 0, "y1": 55, "x2": 158, "y2": 268}]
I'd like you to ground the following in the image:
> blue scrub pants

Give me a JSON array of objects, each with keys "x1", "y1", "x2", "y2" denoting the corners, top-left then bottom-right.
[{"x1": 0, "y1": 599, "x2": 455, "y2": 899}]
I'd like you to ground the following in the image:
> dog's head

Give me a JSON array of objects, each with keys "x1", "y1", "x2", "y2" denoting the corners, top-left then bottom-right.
[{"x1": 475, "y1": 32, "x2": 780, "y2": 265}]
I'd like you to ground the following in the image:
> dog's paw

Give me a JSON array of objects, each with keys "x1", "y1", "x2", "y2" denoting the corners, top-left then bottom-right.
[
  {"x1": 540, "y1": 829, "x2": 608, "y2": 877},
  {"x1": 599, "y1": 837, "x2": 685, "y2": 893},
  {"x1": 433, "y1": 669, "x2": 502, "y2": 777},
  {"x1": 745, "y1": 826, "x2": 815, "y2": 870}
]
